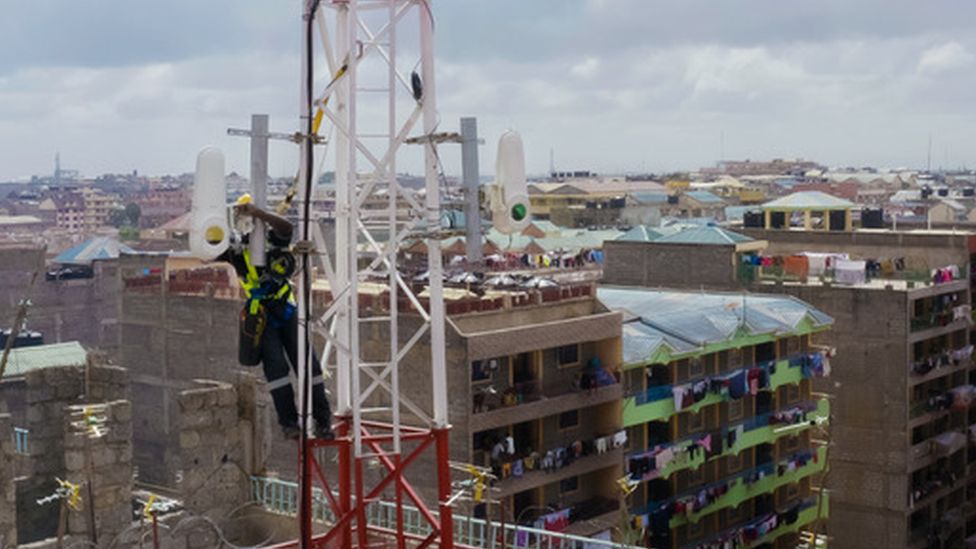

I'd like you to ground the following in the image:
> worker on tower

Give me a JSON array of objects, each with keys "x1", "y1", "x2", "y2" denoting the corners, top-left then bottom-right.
[{"x1": 217, "y1": 194, "x2": 334, "y2": 441}]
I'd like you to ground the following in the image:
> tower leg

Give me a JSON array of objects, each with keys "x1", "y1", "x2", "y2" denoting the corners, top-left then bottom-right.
[{"x1": 435, "y1": 427, "x2": 454, "y2": 549}]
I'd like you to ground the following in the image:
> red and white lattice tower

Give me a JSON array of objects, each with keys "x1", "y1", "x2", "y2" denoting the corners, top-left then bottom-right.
[{"x1": 278, "y1": 1, "x2": 453, "y2": 548}]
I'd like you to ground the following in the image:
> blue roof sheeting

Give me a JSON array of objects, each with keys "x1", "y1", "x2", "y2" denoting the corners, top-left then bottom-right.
[{"x1": 54, "y1": 237, "x2": 134, "y2": 265}]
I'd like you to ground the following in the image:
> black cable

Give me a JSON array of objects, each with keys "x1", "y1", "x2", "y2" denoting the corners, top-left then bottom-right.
[{"x1": 299, "y1": 3, "x2": 320, "y2": 547}]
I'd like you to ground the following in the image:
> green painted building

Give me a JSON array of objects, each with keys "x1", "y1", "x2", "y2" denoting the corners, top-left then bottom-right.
[{"x1": 598, "y1": 288, "x2": 833, "y2": 549}]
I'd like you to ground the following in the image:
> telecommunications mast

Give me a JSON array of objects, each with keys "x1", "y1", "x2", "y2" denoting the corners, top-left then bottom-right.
[{"x1": 280, "y1": 0, "x2": 453, "y2": 547}]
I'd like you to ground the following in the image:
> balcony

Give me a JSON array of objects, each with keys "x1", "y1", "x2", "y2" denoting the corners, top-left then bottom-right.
[
  {"x1": 910, "y1": 466, "x2": 963, "y2": 510},
  {"x1": 622, "y1": 353, "x2": 823, "y2": 427},
  {"x1": 910, "y1": 307, "x2": 971, "y2": 340},
  {"x1": 650, "y1": 446, "x2": 827, "y2": 529},
  {"x1": 627, "y1": 399, "x2": 829, "y2": 483},
  {"x1": 493, "y1": 447, "x2": 623, "y2": 498},
  {"x1": 517, "y1": 497, "x2": 620, "y2": 539},
  {"x1": 470, "y1": 381, "x2": 621, "y2": 432},
  {"x1": 910, "y1": 345, "x2": 973, "y2": 384},
  {"x1": 682, "y1": 494, "x2": 827, "y2": 549},
  {"x1": 910, "y1": 431, "x2": 967, "y2": 472}
]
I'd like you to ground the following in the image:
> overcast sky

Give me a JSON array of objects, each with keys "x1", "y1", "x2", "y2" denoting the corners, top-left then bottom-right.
[{"x1": 1, "y1": 0, "x2": 975, "y2": 181}]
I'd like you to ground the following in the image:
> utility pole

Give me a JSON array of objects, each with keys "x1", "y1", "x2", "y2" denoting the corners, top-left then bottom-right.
[
  {"x1": 461, "y1": 117, "x2": 483, "y2": 264},
  {"x1": 249, "y1": 114, "x2": 269, "y2": 266},
  {"x1": 228, "y1": 114, "x2": 299, "y2": 266}
]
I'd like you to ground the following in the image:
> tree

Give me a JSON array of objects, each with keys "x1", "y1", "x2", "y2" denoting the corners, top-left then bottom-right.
[
  {"x1": 124, "y1": 203, "x2": 141, "y2": 227},
  {"x1": 107, "y1": 207, "x2": 128, "y2": 228}
]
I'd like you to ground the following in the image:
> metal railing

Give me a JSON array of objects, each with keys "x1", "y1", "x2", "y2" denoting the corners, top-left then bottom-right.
[
  {"x1": 13, "y1": 427, "x2": 28, "y2": 455},
  {"x1": 630, "y1": 352, "x2": 816, "y2": 406},
  {"x1": 251, "y1": 476, "x2": 644, "y2": 548}
]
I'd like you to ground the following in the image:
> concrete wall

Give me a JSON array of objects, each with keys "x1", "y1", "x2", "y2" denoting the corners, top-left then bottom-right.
[
  {"x1": 0, "y1": 247, "x2": 120, "y2": 350},
  {"x1": 758, "y1": 283, "x2": 915, "y2": 547},
  {"x1": 120, "y1": 269, "x2": 242, "y2": 485},
  {"x1": 603, "y1": 240, "x2": 737, "y2": 289}
]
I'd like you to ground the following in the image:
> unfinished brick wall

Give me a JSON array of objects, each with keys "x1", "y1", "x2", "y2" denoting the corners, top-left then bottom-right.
[
  {"x1": 62, "y1": 400, "x2": 133, "y2": 542},
  {"x1": 19, "y1": 361, "x2": 130, "y2": 543},
  {"x1": 177, "y1": 378, "x2": 262, "y2": 519},
  {"x1": 0, "y1": 414, "x2": 16, "y2": 548}
]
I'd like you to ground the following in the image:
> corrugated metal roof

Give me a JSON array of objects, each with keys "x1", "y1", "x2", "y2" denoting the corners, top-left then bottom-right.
[
  {"x1": 2, "y1": 341, "x2": 87, "y2": 378},
  {"x1": 631, "y1": 192, "x2": 668, "y2": 205},
  {"x1": 761, "y1": 191, "x2": 854, "y2": 211},
  {"x1": 616, "y1": 226, "x2": 664, "y2": 242},
  {"x1": 685, "y1": 190, "x2": 724, "y2": 204},
  {"x1": 598, "y1": 288, "x2": 833, "y2": 365},
  {"x1": 54, "y1": 237, "x2": 134, "y2": 265},
  {"x1": 614, "y1": 225, "x2": 752, "y2": 245},
  {"x1": 654, "y1": 226, "x2": 753, "y2": 245}
]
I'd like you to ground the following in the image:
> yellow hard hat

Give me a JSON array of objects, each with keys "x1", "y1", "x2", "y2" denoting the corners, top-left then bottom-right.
[{"x1": 235, "y1": 193, "x2": 253, "y2": 207}]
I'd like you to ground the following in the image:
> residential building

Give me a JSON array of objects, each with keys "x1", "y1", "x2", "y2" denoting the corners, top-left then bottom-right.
[
  {"x1": 352, "y1": 281, "x2": 627, "y2": 538},
  {"x1": 604, "y1": 221, "x2": 976, "y2": 548},
  {"x1": 759, "y1": 191, "x2": 855, "y2": 232},
  {"x1": 598, "y1": 287, "x2": 833, "y2": 549},
  {"x1": 528, "y1": 178, "x2": 666, "y2": 221},
  {"x1": 701, "y1": 159, "x2": 825, "y2": 178},
  {"x1": 42, "y1": 193, "x2": 85, "y2": 233},
  {"x1": 80, "y1": 186, "x2": 119, "y2": 231}
]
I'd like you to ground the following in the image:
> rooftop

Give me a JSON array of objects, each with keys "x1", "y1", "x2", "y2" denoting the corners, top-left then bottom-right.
[
  {"x1": 1, "y1": 341, "x2": 87, "y2": 378},
  {"x1": 685, "y1": 190, "x2": 724, "y2": 204},
  {"x1": 54, "y1": 236, "x2": 135, "y2": 265},
  {"x1": 597, "y1": 287, "x2": 833, "y2": 365},
  {"x1": 615, "y1": 224, "x2": 755, "y2": 246},
  {"x1": 0, "y1": 215, "x2": 43, "y2": 226},
  {"x1": 762, "y1": 191, "x2": 855, "y2": 211}
]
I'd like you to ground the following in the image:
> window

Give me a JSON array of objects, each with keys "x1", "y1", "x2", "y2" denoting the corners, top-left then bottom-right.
[
  {"x1": 687, "y1": 411, "x2": 704, "y2": 433},
  {"x1": 559, "y1": 476, "x2": 579, "y2": 494},
  {"x1": 556, "y1": 344, "x2": 580, "y2": 367},
  {"x1": 728, "y1": 400, "x2": 744, "y2": 421},
  {"x1": 689, "y1": 357, "x2": 704, "y2": 378},
  {"x1": 559, "y1": 410, "x2": 579, "y2": 430}
]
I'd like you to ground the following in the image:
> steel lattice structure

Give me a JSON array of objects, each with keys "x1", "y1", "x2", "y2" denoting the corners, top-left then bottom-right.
[{"x1": 275, "y1": 0, "x2": 453, "y2": 547}]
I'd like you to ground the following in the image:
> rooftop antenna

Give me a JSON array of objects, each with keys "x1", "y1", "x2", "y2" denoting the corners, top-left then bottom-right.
[{"x1": 927, "y1": 133, "x2": 932, "y2": 173}]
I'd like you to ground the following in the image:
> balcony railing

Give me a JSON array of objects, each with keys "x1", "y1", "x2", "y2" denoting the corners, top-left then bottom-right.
[
  {"x1": 623, "y1": 352, "x2": 827, "y2": 426},
  {"x1": 626, "y1": 399, "x2": 828, "y2": 484},
  {"x1": 911, "y1": 305, "x2": 971, "y2": 332},
  {"x1": 13, "y1": 427, "x2": 28, "y2": 455},
  {"x1": 631, "y1": 446, "x2": 826, "y2": 527},
  {"x1": 475, "y1": 368, "x2": 619, "y2": 415},
  {"x1": 489, "y1": 430, "x2": 626, "y2": 494},
  {"x1": 676, "y1": 494, "x2": 825, "y2": 549},
  {"x1": 911, "y1": 345, "x2": 973, "y2": 377}
]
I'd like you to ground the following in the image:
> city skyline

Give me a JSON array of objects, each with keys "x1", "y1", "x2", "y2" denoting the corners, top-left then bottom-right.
[{"x1": 2, "y1": 1, "x2": 976, "y2": 180}]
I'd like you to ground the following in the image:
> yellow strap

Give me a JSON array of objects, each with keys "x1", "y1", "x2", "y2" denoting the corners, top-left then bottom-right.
[
  {"x1": 57, "y1": 478, "x2": 82, "y2": 511},
  {"x1": 143, "y1": 494, "x2": 157, "y2": 518}
]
